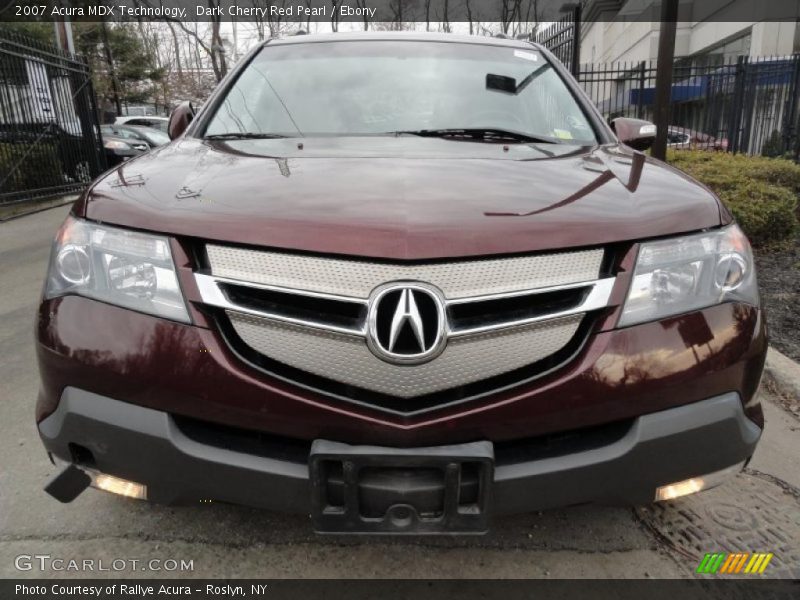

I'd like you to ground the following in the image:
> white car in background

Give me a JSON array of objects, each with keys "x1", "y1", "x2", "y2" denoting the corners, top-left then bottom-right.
[{"x1": 114, "y1": 115, "x2": 169, "y2": 132}]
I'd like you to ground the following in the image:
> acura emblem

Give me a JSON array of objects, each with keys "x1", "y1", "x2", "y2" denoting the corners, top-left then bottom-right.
[{"x1": 367, "y1": 282, "x2": 446, "y2": 364}]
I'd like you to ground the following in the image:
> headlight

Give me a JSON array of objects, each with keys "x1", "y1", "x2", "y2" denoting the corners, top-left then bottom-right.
[
  {"x1": 619, "y1": 224, "x2": 758, "y2": 327},
  {"x1": 44, "y1": 216, "x2": 190, "y2": 323},
  {"x1": 104, "y1": 139, "x2": 131, "y2": 150}
]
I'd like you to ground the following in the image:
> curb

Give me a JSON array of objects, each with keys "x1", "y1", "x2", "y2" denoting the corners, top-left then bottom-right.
[
  {"x1": 763, "y1": 347, "x2": 800, "y2": 401},
  {"x1": 0, "y1": 194, "x2": 78, "y2": 222}
]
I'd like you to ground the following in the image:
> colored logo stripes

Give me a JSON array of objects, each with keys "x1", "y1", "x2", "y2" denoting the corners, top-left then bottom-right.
[{"x1": 696, "y1": 552, "x2": 774, "y2": 574}]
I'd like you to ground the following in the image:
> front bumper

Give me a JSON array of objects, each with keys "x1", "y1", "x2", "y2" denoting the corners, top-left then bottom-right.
[
  {"x1": 35, "y1": 297, "x2": 767, "y2": 446},
  {"x1": 40, "y1": 387, "x2": 761, "y2": 518}
]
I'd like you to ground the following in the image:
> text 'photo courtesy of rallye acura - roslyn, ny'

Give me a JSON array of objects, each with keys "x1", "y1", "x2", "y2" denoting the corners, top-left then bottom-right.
[{"x1": 36, "y1": 32, "x2": 767, "y2": 535}]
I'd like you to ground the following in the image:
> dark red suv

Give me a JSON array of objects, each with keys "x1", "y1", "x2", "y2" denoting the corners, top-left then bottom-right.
[{"x1": 36, "y1": 33, "x2": 766, "y2": 534}]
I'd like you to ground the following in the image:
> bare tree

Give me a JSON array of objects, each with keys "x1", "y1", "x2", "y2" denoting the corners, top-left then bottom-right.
[
  {"x1": 251, "y1": 1, "x2": 267, "y2": 41},
  {"x1": 304, "y1": 0, "x2": 313, "y2": 31},
  {"x1": 355, "y1": 0, "x2": 370, "y2": 30},
  {"x1": 135, "y1": 0, "x2": 228, "y2": 82},
  {"x1": 269, "y1": 0, "x2": 290, "y2": 38},
  {"x1": 166, "y1": 21, "x2": 183, "y2": 79},
  {"x1": 208, "y1": 1, "x2": 228, "y2": 79},
  {"x1": 510, "y1": 0, "x2": 538, "y2": 37},
  {"x1": 389, "y1": 0, "x2": 404, "y2": 30},
  {"x1": 99, "y1": 17, "x2": 122, "y2": 114},
  {"x1": 501, "y1": 0, "x2": 522, "y2": 35},
  {"x1": 441, "y1": 0, "x2": 451, "y2": 32},
  {"x1": 388, "y1": 0, "x2": 422, "y2": 30},
  {"x1": 330, "y1": 0, "x2": 341, "y2": 32},
  {"x1": 247, "y1": 1, "x2": 293, "y2": 40},
  {"x1": 424, "y1": 0, "x2": 431, "y2": 31}
]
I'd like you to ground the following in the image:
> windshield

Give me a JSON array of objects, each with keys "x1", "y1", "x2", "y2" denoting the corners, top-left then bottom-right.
[{"x1": 204, "y1": 40, "x2": 597, "y2": 144}]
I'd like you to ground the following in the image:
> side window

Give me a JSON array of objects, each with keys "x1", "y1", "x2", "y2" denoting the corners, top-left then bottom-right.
[
  {"x1": 667, "y1": 131, "x2": 684, "y2": 144},
  {"x1": 116, "y1": 129, "x2": 140, "y2": 140}
]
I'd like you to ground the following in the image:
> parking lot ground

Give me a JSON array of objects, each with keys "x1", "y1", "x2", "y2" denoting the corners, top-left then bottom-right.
[{"x1": 1, "y1": 206, "x2": 797, "y2": 579}]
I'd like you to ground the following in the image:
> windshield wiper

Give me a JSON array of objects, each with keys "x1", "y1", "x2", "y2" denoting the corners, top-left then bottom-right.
[
  {"x1": 389, "y1": 128, "x2": 558, "y2": 144},
  {"x1": 204, "y1": 132, "x2": 288, "y2": 140}
]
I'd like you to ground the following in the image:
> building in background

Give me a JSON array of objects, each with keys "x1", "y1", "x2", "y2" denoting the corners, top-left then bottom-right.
[
  {"x1": 580, "y1": 0, "x2": 800, "y2": 65},
  {"x1": 577, "y1": 0, "x2": 800, "y2": 157}
]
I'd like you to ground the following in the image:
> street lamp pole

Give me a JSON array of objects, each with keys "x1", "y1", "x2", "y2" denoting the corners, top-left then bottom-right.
[
  {"x1": 652, "y1": 0, "x2": 679, "y2": 160},
  {"x1": 53, "y1": 0, "x2": 75, "y2": 55}
]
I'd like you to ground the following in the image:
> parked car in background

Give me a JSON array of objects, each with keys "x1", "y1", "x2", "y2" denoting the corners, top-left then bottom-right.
[
  {"x1": 119, "y1": 106, "x2": 161, "y2": 117},
  {"x1": 125, "y1": 125, "x2": 170, "y2": 147},
  {"x1": 114, "y1": 116, "x2": 169, "y2": 132},
  {"x1": 101, "y1": 131, "x2": 148, "y2": 167},
  {"x1": 0, "y1": 121, "x2": 97, "y2": 183},
  {"x1": 102, "y1": 124, "x2": 170, "y2": 148},
  {"x1": 667, "y1": 126, "x2": 728, "y2": 151}
]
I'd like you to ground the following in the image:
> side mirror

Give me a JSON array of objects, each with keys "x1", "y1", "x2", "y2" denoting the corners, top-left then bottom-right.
[
  {"x1": 168, "y1": 101, "x2": 196, "y2": 140},
  {"x1": 610, "y1": 117, "x2": 656, "y2": 151}
]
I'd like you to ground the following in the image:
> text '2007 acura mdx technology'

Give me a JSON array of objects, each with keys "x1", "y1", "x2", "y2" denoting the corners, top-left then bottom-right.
[{"x1": 37, "y1": 33, "x2": 767, "y2": 534}]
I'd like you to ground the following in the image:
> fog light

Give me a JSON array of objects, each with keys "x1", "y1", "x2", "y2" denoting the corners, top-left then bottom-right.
[
  {"x1": 655, "y1": 462, "x2": 744, "y2": 502},
  {"x1": 655, "y1": 478, "x2": 704, "y2": 501},
  {"x1": 91, "y1": 473, "x2": 147, "y2": 500}
]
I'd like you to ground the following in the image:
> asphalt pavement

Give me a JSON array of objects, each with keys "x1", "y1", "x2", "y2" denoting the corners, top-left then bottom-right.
[{"x1": 0, "y1": 205, "x2": 797, "y2": 579}]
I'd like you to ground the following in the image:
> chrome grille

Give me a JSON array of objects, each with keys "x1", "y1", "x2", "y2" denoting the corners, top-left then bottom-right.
[
  {"x1": 206, "y1": 244, "x2": 605, "y2": 299},
  {"x1": 227, "y1": 311, "x2": 583, "y2": 398},
  {"x1": 197, "y1": 244, "x2": 614, "y2": 409}
]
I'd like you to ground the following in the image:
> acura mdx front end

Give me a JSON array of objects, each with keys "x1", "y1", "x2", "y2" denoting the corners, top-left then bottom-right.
[{"x1": 36, "y1": 33, "x2": 767, "y2": 534}]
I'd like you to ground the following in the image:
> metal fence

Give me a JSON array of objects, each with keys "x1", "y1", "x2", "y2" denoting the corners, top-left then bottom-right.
[
  {"x1": 532, "y1": 6, "x2": 581, "y2": 78},
  {"x1": 579, "y1": 54, "x2": 800, "y2": 159},
  {"x1": 0, "y1": 28, "x2": 105, "y2": 206}
]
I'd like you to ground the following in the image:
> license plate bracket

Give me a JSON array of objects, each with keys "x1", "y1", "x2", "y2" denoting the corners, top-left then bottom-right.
[{"x1": 309, "y1": 439, "x2": 494, "y2": 534}]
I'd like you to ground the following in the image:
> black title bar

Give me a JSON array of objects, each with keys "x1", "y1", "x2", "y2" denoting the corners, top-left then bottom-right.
[
  {"x1": 3, "y1": 579, "x2": 800, "y2": 600},
  {"x1": 1, "y1": 0, "x2": 799, "y2": 23}
]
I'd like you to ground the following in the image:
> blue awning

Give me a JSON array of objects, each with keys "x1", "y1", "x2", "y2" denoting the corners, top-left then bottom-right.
[
  {"x1": 624, "y1": 58, "x2": 796, "y2": 108},
  {"x1": 629, "y1": 76, "x2": 706, "y2": 105}
]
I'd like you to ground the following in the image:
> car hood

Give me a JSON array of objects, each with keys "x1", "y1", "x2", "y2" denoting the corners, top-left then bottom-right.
[{"x1": 80, "y1": 137, "x2": 724, "y2": 259}]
